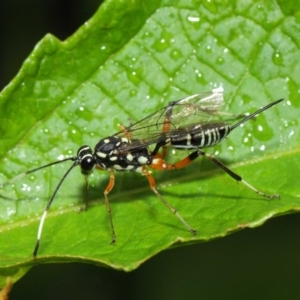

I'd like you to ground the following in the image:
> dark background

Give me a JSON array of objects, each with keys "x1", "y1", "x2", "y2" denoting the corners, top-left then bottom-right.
[{"x1": 1, "y1": 1, "x2": 300, "y2": 299}]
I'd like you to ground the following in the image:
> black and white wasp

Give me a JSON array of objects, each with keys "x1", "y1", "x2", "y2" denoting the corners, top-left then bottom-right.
[{"x1": 4, "y1": 91, "x2": 283, "y2": 257}]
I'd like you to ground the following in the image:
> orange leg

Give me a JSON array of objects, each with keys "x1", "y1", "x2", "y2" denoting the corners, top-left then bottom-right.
[
  {"x1": 150, "y1": 149, "x2": 280, "y2": 199},
  {"x1": 150, "y1": 152, "x2": 197, "y2": 171},
  {"x1": 103, "y1": 169, "x2": 117, "y2": 244},
  {"x1": 142, "y1": 166, "x2": 197, "y2": 235}
]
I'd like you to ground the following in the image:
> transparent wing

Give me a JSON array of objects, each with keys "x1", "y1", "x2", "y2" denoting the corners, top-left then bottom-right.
[
  {"x1": 115, "y1": 90, "x2": 225, "y2": 151},
  {"x1": 117, "y1": 91, "x2": 225, "y2": 135}
]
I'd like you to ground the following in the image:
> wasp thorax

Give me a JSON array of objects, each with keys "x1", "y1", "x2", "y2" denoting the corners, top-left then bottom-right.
[{"x1": 94, "y1": 136, "x2": 126, "y2": 159}]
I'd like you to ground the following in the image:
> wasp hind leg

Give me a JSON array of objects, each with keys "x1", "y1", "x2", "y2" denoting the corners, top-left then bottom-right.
[
  {"x1": 194, "y1": 150, "x2": 280, "y2": 199},
  {"x1": 150, "y1": 150, "x2": 280, "y2": 199},
  {"x1": 142, "y1": 166, "x2": 198, "y2": 235}
]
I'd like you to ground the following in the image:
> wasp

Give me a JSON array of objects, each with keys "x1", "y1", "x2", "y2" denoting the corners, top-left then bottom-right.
[{"x1": 2, "y1": 91, "x2": 283, "y2": 257}]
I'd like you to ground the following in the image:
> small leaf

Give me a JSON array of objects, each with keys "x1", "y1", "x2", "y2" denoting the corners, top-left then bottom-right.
[{"x1": 0, "y1": 0, "x2": 300, "y2": 285}]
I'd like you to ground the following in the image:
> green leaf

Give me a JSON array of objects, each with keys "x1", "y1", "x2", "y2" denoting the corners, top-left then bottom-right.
[{"x1": 0, "y1": 0, "x2": 300, "y2": 285}]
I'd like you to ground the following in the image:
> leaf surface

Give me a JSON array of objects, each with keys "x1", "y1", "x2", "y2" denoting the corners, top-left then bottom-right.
[{"x1": 0, "y1": 0, "x2": 299, "y2": 285}]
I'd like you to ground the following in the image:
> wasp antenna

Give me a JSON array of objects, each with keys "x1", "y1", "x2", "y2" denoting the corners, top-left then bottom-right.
[
  {"x1": 33, "y1": 160, "x2": 78, "y2": 258},
  {"x1": 231, "y1": 98, "x2": 283, "y2": 131},
  {"x1": 26, "y1": 157, "x2": 77, "y2": 175}
]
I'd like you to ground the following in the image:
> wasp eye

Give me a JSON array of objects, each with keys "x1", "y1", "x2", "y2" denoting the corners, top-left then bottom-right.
[{"x1": 79, "y1": 151, "x2": 95, "y2": 175}]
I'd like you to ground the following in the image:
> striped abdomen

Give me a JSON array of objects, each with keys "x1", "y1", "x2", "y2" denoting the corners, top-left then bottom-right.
[{"x1": 170, "y1": 123, "x2": 231, "y2": 149}]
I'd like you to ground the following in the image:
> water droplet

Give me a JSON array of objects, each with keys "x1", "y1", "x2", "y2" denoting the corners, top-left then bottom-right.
[
  {"x1": 130, "y1": 90, "x2": 137, "y2": 97},
  {"x1": 288, "y1": 130, "x2": 295, "y2": 138},
  {"x1": 57, "y1": 154, "x2": 65, "y2": 160},
  {"x1": 260, "y1": 145, "x2": 266, "y2": 151},
  {"x1": 6, "y1": 206, "x2": 16, "y2": 218},
  {"x1": 187, "y1": 16, "x2": 200, "y2": 22},
  {"x1": 127, "y1": 70, "x2": 140, "y2": 85},
  {"x1": 170, "y1": 49, "x2": 182, "y2": 60},
  {"x1": 272, "y1": 50, "x2": 282, "y2": 65},
  {"x1": 21, "y1": 184, "x2": 31, "y2": 192},
  {"x1": 151, "y1": 31, "x2": 173, "y2": 52},
  {"x1": 206, "y1": 45, "x2": 212, "y2": 53},
  {"x1": 216, "y1": 57, "x2": 224, "y2": 64}
]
